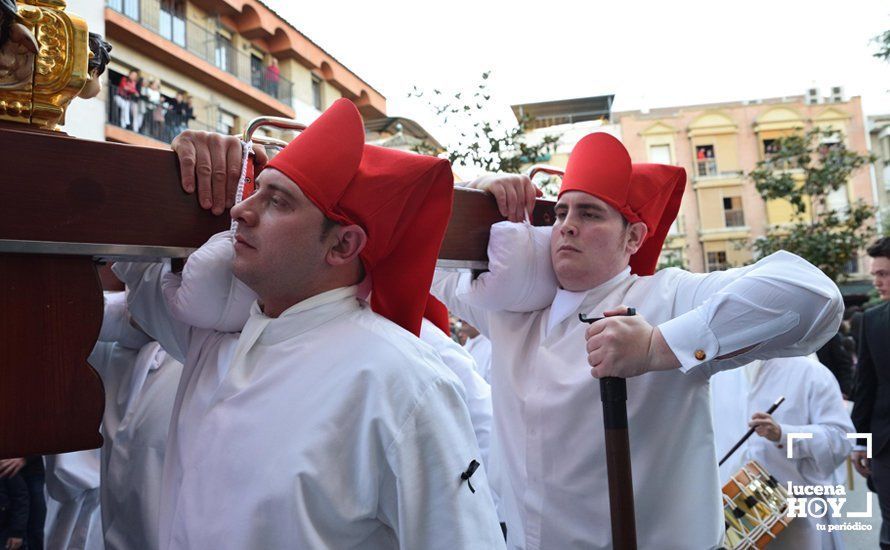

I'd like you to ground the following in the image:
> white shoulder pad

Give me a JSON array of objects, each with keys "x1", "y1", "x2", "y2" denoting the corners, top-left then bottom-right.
[
  {"x1": 455, "y1": 221, "x2": 558, "y2": 312},
  {"x1": 167, "y1": 231, "x2": 257, "y2": 332}
]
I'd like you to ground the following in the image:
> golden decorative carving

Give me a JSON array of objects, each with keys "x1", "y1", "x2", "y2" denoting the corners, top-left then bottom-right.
[{"x1": 0, "y1": 0, "x2": 89, "y2": 129}]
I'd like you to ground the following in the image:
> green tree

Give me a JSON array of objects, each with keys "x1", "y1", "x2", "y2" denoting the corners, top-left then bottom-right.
[
  {"x1": 747, "y1": 128, "x2": 876, "y2": 283},
  {"x1": 409, "y1": 71, "x2": 560, "y2": 180},
  {"x1": 874, "y1": 29, "x2": 890, "y2": 62}
]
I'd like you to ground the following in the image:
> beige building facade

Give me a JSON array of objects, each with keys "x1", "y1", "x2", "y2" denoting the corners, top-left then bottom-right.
[{"x1": 617, "y1": 95, "x2": 874, "y2": 276}]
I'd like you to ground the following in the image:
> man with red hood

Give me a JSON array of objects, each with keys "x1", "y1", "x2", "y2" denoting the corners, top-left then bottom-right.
[
  {"x1": 114, "y1": 99, "x2": 504, "y2": 549},
  {"x1": 431, "y1": 133, "x2": 844, "y2": 549}
]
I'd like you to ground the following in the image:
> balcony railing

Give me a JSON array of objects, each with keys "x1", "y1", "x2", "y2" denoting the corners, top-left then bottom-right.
[
  {"x1": 107, "y1": 84, "x2": 213, "y2": 144},
  {"x1": 108, "y1": 0, "x2": 294, "y2": 105},
  {"x1": 696, "y1": 159, "x2": 717, "y2": 177}
]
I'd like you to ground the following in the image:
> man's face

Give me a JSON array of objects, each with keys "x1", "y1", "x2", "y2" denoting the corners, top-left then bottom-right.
[
  {"x1": 550, "y1": 191, "x2": 638, "y2": 291},
  {"x1": 229, "y1": 168, "x2": 330, "y2": 302},
  {"x1": 870, "y1": 256, "x2": 890, "y2": 300}
]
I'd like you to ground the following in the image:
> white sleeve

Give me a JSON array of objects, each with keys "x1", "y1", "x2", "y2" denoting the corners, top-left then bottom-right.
[
  {"x1": 430, "y1": 270, "x2": 494, "y2": 338},
  {"x1": 112, "y1": 261, "x2": 192, "y2": 363},
  {"x1": 378, "y1": 379, "x2": 505, "y2": 549},
  {"x1": 430, "y1": 334, "x2": 493, "y2": 467},
  {"x1": 657, "y1": 251, "x2": 843, "y2": 374},
  {"x1": 98, "y1": 292, "x2": 151, "y2": 350},
  {"x1": 781, "y1": 367, "x2": 854, "y2": 480}
]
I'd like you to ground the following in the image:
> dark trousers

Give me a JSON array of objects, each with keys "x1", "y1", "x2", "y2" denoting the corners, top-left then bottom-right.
[
  {"x1": 871, "y1": 446, "x2": 890, "y2": 549},
  {"x1": 22, "y1": 471, "x2": 44, "y2": 550}
]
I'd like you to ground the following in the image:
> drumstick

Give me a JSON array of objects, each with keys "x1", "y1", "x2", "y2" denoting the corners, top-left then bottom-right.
[{"x1": 719, "y1": 396, "x2": 785, "y2": 467}]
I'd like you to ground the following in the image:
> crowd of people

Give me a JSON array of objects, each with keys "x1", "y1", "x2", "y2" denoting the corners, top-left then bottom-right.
[
  {"x1": 6, "y1": 98, "x2": 890, "y2": 549},
  {"x1": 111, "y1": 69, "x2": 195, "y2": 143}
]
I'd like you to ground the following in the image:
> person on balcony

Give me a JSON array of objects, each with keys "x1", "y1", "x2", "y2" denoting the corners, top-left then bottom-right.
[
  {"x1": 114, "y1": 69, "x2": 139, "y2": 130},
  {"x1": 265, "y1": 57, "x2": 280, "y2": 98}
]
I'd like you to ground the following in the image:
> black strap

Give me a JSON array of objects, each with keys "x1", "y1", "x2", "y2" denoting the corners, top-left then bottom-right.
[{"x1": 460, "y1": 460, "x2": 480, "y2": 493}]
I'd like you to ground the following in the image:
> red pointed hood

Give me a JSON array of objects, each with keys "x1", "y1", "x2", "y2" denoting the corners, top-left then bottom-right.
[
  {"x1": 267, "y1": 98, "x2": 454, "y2": 335},
  {"x1": 558, "y1": 133, "x2": 686, "y2": 275}
]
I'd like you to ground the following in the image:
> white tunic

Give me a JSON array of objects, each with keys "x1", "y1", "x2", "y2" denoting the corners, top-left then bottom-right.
[
  {"x1": 712, "y1": 358, "x2": 852, "y2": 550},
  {"x1": 420, "y1": 318, "x2": 493, "y2": 466},
  {"x1": 116, "y1": 262, "x2": 505, "y2": 550},
  {"x1": 88, "y1": 292, "x2": 183, "y2": 550},
  {"x1": 44, "y1": 449, "x2": 104, "y2": 550},
  {"x1": 432, "y1": 251, "x2": 843, "y2": 550},
  {"x1": 464, "y1": 335, "x2": 493, "y2": 383}
]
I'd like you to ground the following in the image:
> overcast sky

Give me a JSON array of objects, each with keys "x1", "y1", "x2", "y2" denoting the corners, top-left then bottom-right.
[{"x1": 264, "y1": 0, "x2": 890, "y2": 145}]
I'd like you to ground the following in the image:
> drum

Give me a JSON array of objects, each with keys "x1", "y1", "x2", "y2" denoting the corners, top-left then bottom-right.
[{"x1": 721, "y1": 460, "x2": 793, "y2": 549}]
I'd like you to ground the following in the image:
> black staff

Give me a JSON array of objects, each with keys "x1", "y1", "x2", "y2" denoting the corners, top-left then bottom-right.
[
  {"x1": 580, "y1": 307, "x2": 637, "y2": 550},
  {"x1": 718, "y1": 396, "x2": 786, "y2": 467}
]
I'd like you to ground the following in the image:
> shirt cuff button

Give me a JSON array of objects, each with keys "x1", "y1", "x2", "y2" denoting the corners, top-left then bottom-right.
[{"x1": 694, "y1": 349, "x2": 706, "y2": 361}]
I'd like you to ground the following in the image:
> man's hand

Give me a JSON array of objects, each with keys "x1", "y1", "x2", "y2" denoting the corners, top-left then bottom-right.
[
  {"x1": 852, "y1": 450, "x2": 871, "y2": 478},
  {"x1": 465, "y1": 174, "x2": 543, "y2": 222},
  {"x1": 585, "y1": 306, "x2": 681, "y2": 378},
  {"x1": 171, "y1": 131, "x2": 269, "y2": 215},
  {"x1": 0, "y1": 458, "x2": 25, "y2": 478},
  {"x1": 749, "y1": 412, "x2": 782, "y2": 442},
  {"x1": 5, "y1": 537, "x2": 23, "y2": 550}
]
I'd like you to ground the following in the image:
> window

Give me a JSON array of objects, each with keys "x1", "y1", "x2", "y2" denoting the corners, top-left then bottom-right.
[
  {"x1": 217, "y1": 110, "x2": 236, "y2": 135},
  {"x1": 251, "y1": 54, "x2": 264, "y2": 88},
  {"x1": 108, "y1": 0, "x2": 140, "y2": 20},
  {"x1": 695, "y1": 145, "x2": 717, "y2": 177},
  {"x1": 826, "y1": 185, "x2": 850, "y2": 219},
  {"x1": 706, "y1": 251, "x2": 729, "y2": 272},
  {"x1": 723, "y1": 196, "x2": 744, "y2": 227},
  {"x1": 648, "y1": 144, "x2": 671, "y2": 165},
  {"x1": 762, "y1": 138, "x2": 793, "y2": 169},
  {"x1": 843, "y1": 253, "x2": 859, "y2": 275},
  {"x1": 159, "y1": 0, "x2": 185, "y2": 46},
  {"x1": 215, "y1": 33, "x2": 234, "y2": 74},
  {"x1": 311, "y1": 76, "x2": 323, "y2": 110}
]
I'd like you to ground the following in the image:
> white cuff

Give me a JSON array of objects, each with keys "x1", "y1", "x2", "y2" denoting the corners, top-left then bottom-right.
[{"x1": 657, "y1": 308, "x2": 719, "y2": 373}]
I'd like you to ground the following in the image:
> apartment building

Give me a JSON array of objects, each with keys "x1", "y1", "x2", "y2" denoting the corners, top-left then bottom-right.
[
  {"x1": 869, "y1": 114, "x2": 890, "y2": 227},
  {"x1": 617, "y1": 92, "x2": 873, "y2": 279},
  {"x1": 66, "y1": 0, "x2": 386, "y2": 147},
  {"x1": 511, "y1": 95, "x2": 618, "y2": 173}
]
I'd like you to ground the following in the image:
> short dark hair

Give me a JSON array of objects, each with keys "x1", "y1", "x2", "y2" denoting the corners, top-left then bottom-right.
[
  {"x1": 88, "y1": 33, "x2": 112, "y2": 76},
  {"x1": 867, "y1": 237, "x2": 890, "y2": 260}
]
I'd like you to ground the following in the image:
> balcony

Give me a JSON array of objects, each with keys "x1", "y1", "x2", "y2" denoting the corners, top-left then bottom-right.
[
  {"x1": 107, "y1": 0, "x2": 293, "y2": 106},
  {"x1": 107, "y1": 83, "x2": 214, "y2": 145},
  {"x1": 696, "y1": 159, "x2": 717, "y2": 178}
]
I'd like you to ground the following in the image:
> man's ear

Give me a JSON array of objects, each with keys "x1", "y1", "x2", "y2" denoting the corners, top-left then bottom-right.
[
  {"x1": 625, "y1": 222, "x2": 648, "y2": 255},
  {"x1": 327, "y1": 225, "x2": 367, "y2": 266}
]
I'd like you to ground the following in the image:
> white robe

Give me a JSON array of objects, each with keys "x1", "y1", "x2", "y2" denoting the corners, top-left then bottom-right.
[
  {"x1": 432, "y1": 251, "x2": 842, "y2": 550},
  {"x1": 44, "y1": 449, "x2": 104, "y2": 550},
  {"x1": 464, "y1": 335, "x2": 493, "y2": 383},
  {"x1": 88, "y1": 292, "x2": 183, "y2": 550},
  {"x1": 116, "y1": 261, "x2": 505, "y2": 550},
  {"x1": 712, "y1": 357, "x2": 852, "y2": 550},
  {"x1": 420, "y1": 318, "x2": 493, "y2": 466}
]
